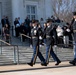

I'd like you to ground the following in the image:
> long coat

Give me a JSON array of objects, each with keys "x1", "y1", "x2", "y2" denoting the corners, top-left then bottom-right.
[
  {"x1": 31, "y1": 27, "x2": 39, "y2": 46},
  {"x1": 44, "y1": 25, "x2": 54, "y2": 46},
  {"x1": 73, "y1": 21, "x2": 76, "y2": 42}
]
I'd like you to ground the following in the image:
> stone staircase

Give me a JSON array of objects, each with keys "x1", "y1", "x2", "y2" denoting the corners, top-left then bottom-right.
[
  {"x1": 0, "y1": 54, "x2": 13, "y2": 65},
  {"x1": 0, "y1": 45, "x2": 74, "y2": 65},
  {"x1": 0, "y1": 36, "x2": 74, "y2": 65}
]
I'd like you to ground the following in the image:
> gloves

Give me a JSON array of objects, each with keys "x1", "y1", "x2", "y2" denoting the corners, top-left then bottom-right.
[
  {"x1": 54, "y1": 45, "x2": 57, "y2": 47},
  {"x1": 30, "y1": 45, "x2": 32, "y2": 48}
]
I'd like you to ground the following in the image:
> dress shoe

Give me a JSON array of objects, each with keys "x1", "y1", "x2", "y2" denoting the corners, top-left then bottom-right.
[
  {"x1": 69, "y1": 60, "x2": 76, "y2": 65},
  {"x1": 41, "y1": 63, "x2": 47, "y2": 66},
  {"x1": 55, "y1": 61, "x2": 61, "y2": 65},
  {"x1": 27, "y1": 63, "x2": 33, "y2": 67}
]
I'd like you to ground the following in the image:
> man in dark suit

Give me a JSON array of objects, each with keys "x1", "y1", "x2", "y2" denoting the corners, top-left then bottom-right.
[
  {"x1": 20, "y1": 23, "x2": 26, "y2": 42},
  {"x1": 25, "y1": 17, "x2": 31, "y2": 36},
  {"x1": 69, "y1": 12, "x2": 76, "y2": 65},
  {"x1": 5, "y1": 16, "x2": 10, "y2": 29},
  {"x1": 27, "y1": 20, "x2": 47, "y2": 67},
  {"x1": 44, "y1": 19, "x2": 61, "y2": 65},
  {"x1": 1, "y1": 16, "x2": 7, "y2": 36},
  {"x1": 1, "y1": 16, "x2": 6, "y2": 27},
  {"x1": 14, "y1": 18, "x2": 20, "y2": 37}
]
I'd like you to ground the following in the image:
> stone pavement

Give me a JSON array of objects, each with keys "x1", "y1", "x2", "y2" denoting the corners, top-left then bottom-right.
[{"x1": 0, "y1": 61, "x2": 76, "y2": 75}]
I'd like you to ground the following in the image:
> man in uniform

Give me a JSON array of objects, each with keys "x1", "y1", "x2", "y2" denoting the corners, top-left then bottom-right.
[
  {"x1": 44, "y1": 19, "x2": 61, "y2": 65},
  {"x1": 27, "y1": 21, "x2": 47, "y2": 66},
  {"x1": 69, "y1": 12, "x2": 76, "y2": 65}
]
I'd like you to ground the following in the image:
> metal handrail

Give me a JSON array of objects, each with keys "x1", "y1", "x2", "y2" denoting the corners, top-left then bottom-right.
[
  {"x1": 0, "y1": 39, "x2": 19, "y2": 64},
  {"x1": 20, "y1": 34, "x2": 31, "y2": 39},
  {"x1": 0, "y1": 39, "x2": 11, "y2": 46}
]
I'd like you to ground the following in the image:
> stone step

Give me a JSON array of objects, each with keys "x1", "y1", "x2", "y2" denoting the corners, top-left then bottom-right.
[{"x1": 0, "y1": 45, "x2": 74, "y2": 65}]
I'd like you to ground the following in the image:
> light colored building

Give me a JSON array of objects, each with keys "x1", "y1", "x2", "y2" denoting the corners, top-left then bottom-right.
[
  {"x1": 0, "y1": 0, "x2": 53, "y2": 26},
  {"x1": 0, "y1": 0, "x2": 12, "y2": 28}
]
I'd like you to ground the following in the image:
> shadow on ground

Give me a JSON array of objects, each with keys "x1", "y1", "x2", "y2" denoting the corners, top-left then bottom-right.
[{"x1": 0, "y1": 64, "x2": 75, "y2": 73}]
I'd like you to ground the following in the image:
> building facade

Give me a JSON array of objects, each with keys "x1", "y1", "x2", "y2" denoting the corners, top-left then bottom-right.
[
  {"x1": 0, "y1": 0, "x2": 53, "y2": 25},
  {"x1": 0, "y1": 0, "x2": 11, "y2": 24}
]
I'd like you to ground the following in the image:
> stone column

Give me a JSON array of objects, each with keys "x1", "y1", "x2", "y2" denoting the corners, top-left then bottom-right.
[
  {"x1": 45, "y1": 0, "x2": 53, "y2": 19},
  {"x1": 11, "y1": 0, "x2": 20, "y2": 21},
  {"x1": 11, "y1": 0, "x2": 20, "y2": 36}
]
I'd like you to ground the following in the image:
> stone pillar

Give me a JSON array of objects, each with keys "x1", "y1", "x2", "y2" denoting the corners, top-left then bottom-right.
[
  {"x1": 37, "y1": 0, "x2": 46, "y2": 21},
  {"x1": 45, "y1": 0, "x2": 53, "y2": 19},
  {"x1": 11, "y1": 0, "x2": 20, "y2": 22},
  {"x1": 11, "y1": 0, "x2": 20, "y2": 36}
]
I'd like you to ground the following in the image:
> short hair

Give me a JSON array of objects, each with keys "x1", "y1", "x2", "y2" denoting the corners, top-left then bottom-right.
[{"x1": 47, "y1": 19, "x2": 53, "y2": 23}]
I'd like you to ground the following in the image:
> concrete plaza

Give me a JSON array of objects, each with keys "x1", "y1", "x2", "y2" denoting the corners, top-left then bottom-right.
[{"x1": 0, "y1": 61, "x2": 76, "y2": 75}]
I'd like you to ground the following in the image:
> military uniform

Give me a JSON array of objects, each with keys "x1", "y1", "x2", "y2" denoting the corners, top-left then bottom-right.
[
  {"x1": 69, "y1": 12, "x2": 76, "y2": 65},
  {"x1": 27, "y1": 25, "x2": 46, "y2": 66},
  {"x1": 38, "y1": 27, "x2": 43, "y2": 45},
  {"x1": 44, "y1": 23, "x2": 61, "y2": 65}
]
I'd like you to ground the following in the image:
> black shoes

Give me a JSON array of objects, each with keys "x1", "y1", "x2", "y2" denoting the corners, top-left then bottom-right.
[
  {"x1": 69, "y1": 60, "x2": 76, "y2": 65},
  {"x1": 55, "y1": 61, "x2": 61, "y2": 65},
  {"x1": 27, "y1": 61, "x2": 61, "y2": 67},
  {"x1": 41, "y1": 63, "x2": 47, "y2": 66},
  {"x1": 27, "y1": 62, "x2": 47, "y2": 66},
  {"x1": 27, "y1": 63, "x2": 33, "y2": 67}
]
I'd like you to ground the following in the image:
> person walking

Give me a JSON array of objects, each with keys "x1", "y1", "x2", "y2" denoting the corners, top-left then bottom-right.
[
  {"x1": 69, "y1": 12, "x2": 76, "y2": 65},
  {"x1": 27, "y1": 20, "x2": 47, "y2": 67},
  {"x1": 43, "y1": 19, "x2": 61, "y2": 65}
]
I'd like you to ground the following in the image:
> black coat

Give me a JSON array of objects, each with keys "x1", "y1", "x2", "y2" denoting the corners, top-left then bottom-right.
[
  {"x1": 1, "y1": 19, "x2": 6, "y2": 27},
  {"x1": 31, "y1": 26, "x2": 39, "y2": 46},
  {"x1": 44, "y1": 25, "x2": 54, "y2": 46},
  {"x1": 73, "y1": 21, "x2": 76, "y2": 42},
  {"x1": 20, "y1": 25, "x2": 26, "y2": 34},
  {"x1": 38, "y1": 27, "x2": 43, "y2": 44},
  {"x1": 14, "y1": 20, "x2": 19, "y2": 28}
]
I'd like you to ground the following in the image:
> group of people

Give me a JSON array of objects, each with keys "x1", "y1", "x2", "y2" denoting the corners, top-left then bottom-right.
[
  {"x1": 14, "y1": 16, "x2": 73, "y2": 47},
  {"x1": 14, "y1": 17, "x2": 31, "y2": 39},
  {"x1": 27, "y1": 12, "x2": 76, "y2": 66},
  {"x1": 1, "y1": 12, "x2": 76, "y2": 66},
  {"x1": 27, "y1": 19, "x2": 61, "y2": 66},
  {"x1": 56, "y1": 23, "x2": 73, "y2": 48}
]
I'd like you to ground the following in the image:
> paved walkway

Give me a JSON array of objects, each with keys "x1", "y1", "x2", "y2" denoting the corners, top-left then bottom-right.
[{"x1": 0, "y1": 61, "x2": 76, "y2": 75}]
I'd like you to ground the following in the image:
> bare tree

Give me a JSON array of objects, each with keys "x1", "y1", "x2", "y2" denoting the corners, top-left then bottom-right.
[{"x1": 51, "y1": 0, "x2": 76, "y2": 23}]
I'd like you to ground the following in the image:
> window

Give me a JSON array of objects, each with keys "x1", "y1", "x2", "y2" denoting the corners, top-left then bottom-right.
[
  {"x1": 26, "y1": 5, "x2": 37, "y2": 20},
  {"x1": 31, "y1": 6, "x2": 35, "y2": 14},
  {"x1": 27, "y1": 6, "x2": 30, "y2": 13}
]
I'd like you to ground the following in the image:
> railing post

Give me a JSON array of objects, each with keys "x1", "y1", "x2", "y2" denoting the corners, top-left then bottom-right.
[
  {"x1": 12, "y1": 26, "x2": 13, "y2": 36},
  {"x1": 14, "y1": 46, "x2": 17, "y2": 64},
  {"x1": 21, "y1": 34, "x2": 23, "y2": 46},
  {"x1": 0, "y1": 42, "x2": 2, "y2": 54},
  {"x1": 21, "y1": 34, "x2": 22, "y2": 42},
  {"x1": 17, "y1": 46, "x2": 19, "y2": 64}
]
